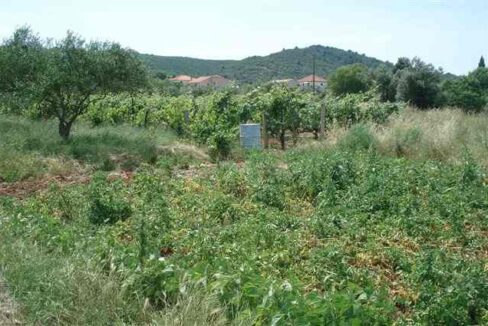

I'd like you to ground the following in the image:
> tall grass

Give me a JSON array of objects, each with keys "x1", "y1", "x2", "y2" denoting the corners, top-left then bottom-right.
[
  {"x1": 0, "y1": 115, "x2": 177, "y2": 181},
  {"x1": 328, "y1": 108, "x2": 488, "y2": 166}
]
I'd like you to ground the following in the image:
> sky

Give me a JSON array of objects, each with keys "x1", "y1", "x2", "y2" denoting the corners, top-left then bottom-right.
[{"x1": 0, "y1": 0, "x2": 486, "y2": 75}]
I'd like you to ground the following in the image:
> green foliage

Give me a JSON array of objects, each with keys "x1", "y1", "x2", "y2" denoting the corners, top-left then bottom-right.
[
  {"x1": 373, "y1": 65, "x2": 396, "y2": 102},
  {"x1": 0, "y1": 27, "x2": 45, "y2": 114},
  {"x1": 393, "y1": 57, "x2": 412, "y2": 73},
  {"x1": 189, "y1": 91, "x2": 241, "y2": 159},
  {"x1": 328, "y1": 63, "x2": 372, "y2": 96},
  {"x1": 208, "y1": 131, "x2": 234, "y2": 161},
  {"x1": 0, "y1": 115, "x2": 177, "y2": 181},
  {"x1": 1, "y1": 140, "x2": 488, "y2": 324},
  {"x1": 395, "y1": 57, "x2": 443, "y2": 108},
  {"x1": 443, "y1": 67, "x2": 488, "y2": 112},
  {"x1": 479, "y1": 56, "x2": 486, "y2": 68},
  {"x1": 88, "y1": 172, "x2": 132, "y2": 224},
  {"x1": 0, "y1": 28, "x2": 148, "y2": 139},
  {"x1": 338, "y1": 124, "x2": 377, "y2": 152},
  {"x1": 325, "y1": 91, "x2": 402, "y2": 127},
  {"x1": 250, "y1": 85, "x2": 305, "y2": 149}
]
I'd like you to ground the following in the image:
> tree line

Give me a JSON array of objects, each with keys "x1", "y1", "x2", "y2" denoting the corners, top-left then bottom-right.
[
  {"x1": 0, "y1": 27, "x2": 487, "y2": 146},
  {"x1": 328, "y1": 56, "x2": 488, "y2": 111}
]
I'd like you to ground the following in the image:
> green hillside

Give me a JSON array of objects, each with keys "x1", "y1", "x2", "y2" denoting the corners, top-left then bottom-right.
[{"x1": 139, "y1": 45, "x2": 389, "y2": 83}]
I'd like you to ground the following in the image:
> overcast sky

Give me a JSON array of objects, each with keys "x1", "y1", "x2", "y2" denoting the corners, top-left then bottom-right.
[{"x1": 1, "y1": 0, "x2": 486, "y2": 75}]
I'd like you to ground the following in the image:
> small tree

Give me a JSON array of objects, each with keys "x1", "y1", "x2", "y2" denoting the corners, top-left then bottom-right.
[
  {"x1": 395, "y1": 57, "x2": 442, "y2": 109},
  {"x1": 246, "y1": 85, "x2": 303, "y2": 150},
  {"x1": 373, "y1": 65, "x2": 396, "y2": 102},
  {"x1": 479, "y1": 56, "x2": 486, "y2": 68},
  {"x1": 444, "y1": 67, "x2": 488, "y2": 112},
  {"x1": 0, "y1": 28, "x2": 148, "y2": 139},
  {"x1": 328, "y1": 64, "x2": 372, "y2": 96},
  {"x1": 264, "y1": 86, "x2": 303, "y2": 149}
]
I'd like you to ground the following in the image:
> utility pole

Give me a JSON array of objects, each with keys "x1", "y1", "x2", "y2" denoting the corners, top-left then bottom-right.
[
  {"x1": 320, "y1": 101, "x2": 325, "y2": 139},
  {"x1": 312, "y1": 54, "x2": 316, "y2": 94}
]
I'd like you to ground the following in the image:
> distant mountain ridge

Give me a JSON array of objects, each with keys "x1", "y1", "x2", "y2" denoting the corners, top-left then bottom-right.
[{"x1": 139, "y1": 45, "x2": 389, "y2": 83}]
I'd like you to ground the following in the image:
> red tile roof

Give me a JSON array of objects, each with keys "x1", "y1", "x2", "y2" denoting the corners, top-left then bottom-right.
[
  {"x1": 188, "y1": 75, "x2": 229, "y2": 84},
  {"x1": 188, "y1": 76, "x2": 211, "y2": 84},
  {"x1": 169, "y1": 75, "x2": 193, "y2": 82},
  {"x1": 298, "y1": 75, "x2": 326, "y2": 83}
]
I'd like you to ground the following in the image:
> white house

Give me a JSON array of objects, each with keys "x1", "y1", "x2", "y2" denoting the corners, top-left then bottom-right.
[{"x1": 297, "y1": 75, "x2": 327, "y2": 91}]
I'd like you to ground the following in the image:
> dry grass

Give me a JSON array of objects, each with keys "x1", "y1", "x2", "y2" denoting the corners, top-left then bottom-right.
[
  {"x1": 153, "y1": 287, "x2": 256, "y2": 326},
  {"x1": 0, "y1": 275, "x2": 22, "y2": 325},
  {"x1": 374, "y1": 107, "x2": 488, "y2": 166},
  {"x1": 311, "y1": 107, "x2": 488, "y2": 167},
  {"x1": 158, "y1": 143, "x2": 210, "y2": 162}
]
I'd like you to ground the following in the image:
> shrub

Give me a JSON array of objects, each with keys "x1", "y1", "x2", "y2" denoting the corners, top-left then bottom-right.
[
  {"x1": 328, "y1": 64, "x2": 372, "y2": 96},
  {"x1": 338, "y1": 124, "x2": 376, "y2": 152},
  {"x1": 208, "y1": 131, "x2": 234, "y2": 162},
  {"x1": 88, "y1": 172, "x2": 131, "y2": 224}
]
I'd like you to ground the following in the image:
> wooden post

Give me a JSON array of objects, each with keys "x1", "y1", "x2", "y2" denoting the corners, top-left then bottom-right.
[
  {"x1": 184, "y1": 110, "x2": 190, "y2": 124},
  {"x1": 319, "y1": 102, "x2": 325, "y2": 139},
  {"x1": 262, "y1": 113, "x2": 269, "y2": 149}
]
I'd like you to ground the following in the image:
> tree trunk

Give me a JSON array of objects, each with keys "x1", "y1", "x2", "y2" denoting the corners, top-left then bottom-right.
[
  {"x1": 280, "y1": 129, "x2": 286, "y2": 150},
  {"x1": 143, "y1": 109, "x2": 150, "y2": 128},
  {"x1": 58, "y1": 119, "x2": 73, "y2": 140},
  {"x1": 313, "y1": 130, "x2": 318, "y2": 140},
  {"x1": 292, "y1": 130, "x2": 298, "y2": 146}
]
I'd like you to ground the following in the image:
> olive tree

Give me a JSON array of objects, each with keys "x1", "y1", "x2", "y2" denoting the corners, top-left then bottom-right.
[
  {"x1": 373, "y1": 65, "x2": 396, "y2": 102},
  {"x1": 328, "y1": 64, "x2": 372, "y2": 96},
  {"x1": 443, "y1": 67, "x2": 488, "y2": 112},
  {"x1": 0, "y1": 27, "x2": 46, "y2": 113},
  {"x1": 395, "y1": 57, "x2": 442, "y2": 109},
  {"x1": 0, "y1": 28, "x2": 148, "y2": 139}
]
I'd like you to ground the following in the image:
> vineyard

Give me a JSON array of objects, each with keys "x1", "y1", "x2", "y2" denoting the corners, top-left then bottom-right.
[
  {"x1": 1, "y1": 26, "x2": 488, "y2": 325},
  {"x1": 82, "y1": 87, "x2": 401, "y2": 156},
  {"x1": 1, "y1": 91, "x2": 488, "y2": 324}
]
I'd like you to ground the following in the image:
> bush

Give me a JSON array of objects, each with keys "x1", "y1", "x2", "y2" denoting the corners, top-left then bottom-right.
[
  {"x1": 328, "y1": 64, "x2": 372, "y2": 96},
  {"x1": 395, "y1": 57, "x2": 442, "y2": 108},
  {"x1": 338, "y1": 124, "x2": 376, "y2": 152},
  {"x1": 208, "y1": 131, "x2": 234, "y2": 162},
  {"x1": 88, "y1": 172, "x2": 131, "y2": 224}
]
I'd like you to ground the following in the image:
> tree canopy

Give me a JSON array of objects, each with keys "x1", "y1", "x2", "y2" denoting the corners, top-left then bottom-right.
[
  {"x1": 328, "y1": 64, "x2": 372, "y2": 96},
  {"x1": 443, "y1": 67, "x2": 488, "y2": 112},
  {"x1": 395, "y1": 57, "x2": 442, "y2": 108},
  {"x1": 0, "y1": 27, "x2": 148, "y2": 139}
]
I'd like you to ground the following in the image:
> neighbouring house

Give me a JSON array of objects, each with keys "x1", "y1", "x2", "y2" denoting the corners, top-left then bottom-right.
[
  {"x1": 271, "y1": 79, "x2": 299, "y2": 87},
  {"x1": 187, "y1": 75, "x2": 232, "y2": 88},
  {"x1": 169, "y1": 75, "x2": 193, "y2": 83},
  {"x1": 297, "y1": 74, "x2": 327, "y2": 91}
]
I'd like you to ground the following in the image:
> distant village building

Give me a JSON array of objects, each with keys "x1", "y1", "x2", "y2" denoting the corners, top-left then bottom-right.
[
  {"x1": 169, "y1": 74, "x2": 232, "y2": 88},
  {"x1": 270, "y1": 75, "x2": 327, "y2": 91},
  {"x1": 297, "y1": 75, "x2": 326, "y2": 91},
  {"x1": 187, "y1": 75, "x2": 232, "y2": 88},
  {"x1": 169, "y1": 75, "x2": 193, "y2": 83},
  {"x1": 271, "y1": 79, "x2": 299, "y2": 87}
]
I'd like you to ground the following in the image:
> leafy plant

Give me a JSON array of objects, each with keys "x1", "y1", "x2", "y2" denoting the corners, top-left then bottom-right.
[{"x1": 88, "y1": 172, "x2": 131, "y2": 224}]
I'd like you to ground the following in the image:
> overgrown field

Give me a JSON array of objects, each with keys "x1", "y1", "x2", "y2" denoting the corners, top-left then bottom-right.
[{"x1": 0, "y1": 110, "x2": 487, "y2": 325}]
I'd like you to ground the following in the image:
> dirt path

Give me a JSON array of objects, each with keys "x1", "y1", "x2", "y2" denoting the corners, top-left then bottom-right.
[
  {"x1": 0, "y1": 275, "x2": 22, "y2": 325},
  {"x1": 0, "y1": 173, "x2": 91, "y2": 199}
]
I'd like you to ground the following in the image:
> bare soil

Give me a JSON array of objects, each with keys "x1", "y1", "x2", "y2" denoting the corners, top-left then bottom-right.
[{"x1": 0, "y1": 173, "x2": 90, "y2": 199}]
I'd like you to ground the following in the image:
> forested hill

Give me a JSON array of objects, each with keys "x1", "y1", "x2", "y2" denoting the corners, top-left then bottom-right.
[{"x1": 139, "y1": 45, "x2": 388, "y2": 83}]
